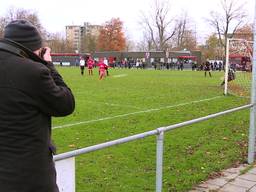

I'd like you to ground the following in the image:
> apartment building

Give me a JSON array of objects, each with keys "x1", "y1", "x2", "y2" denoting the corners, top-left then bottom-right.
[
  {"x1": 83, "y1": 22, "x2": 101, "y2": 37},
  {"x1": 66, "y1": 23, "x2": 102, "y2": 52},
  {"x1": 66, "y1": 25, "x2": 84, "y2": 52}
]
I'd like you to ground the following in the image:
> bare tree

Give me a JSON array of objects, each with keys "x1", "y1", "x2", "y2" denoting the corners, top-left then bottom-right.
[
  {"x1": 81, "y1": 33, "x2": 98, "y2": 53},
  {"x1": 174, "y1": 13, "x2": 188, "y2": 48},
  {"x1": 135, "y1": 31, "x2": 155, "y2": 51},
  {"x1": 46, "y1": 33, "x2": 74, "y2": 53},
  {"x1": 207, "y1": 0, "x2": 247, "y2": 55},
  {"x1": 201, "y1": 34, "x2": 223, "y2": 60},
  {"x1": 139, "y1": 0, "x2": 177, "y2": 51},
  {"x1": 0, "y1": 17, "x2": 7, "y2": 38},
  {"x1": 0, "y1": 7, "x2": 47, "y2": 39},
  {"x1": 0, "y1": 7, "x2": 74, "y2": 53},
  {"x1": 124, "y1": 35, "x2": 136, "y2": 52},
  {"x1": 172, "y1": 13, "x2": 197, "y2": 50}
]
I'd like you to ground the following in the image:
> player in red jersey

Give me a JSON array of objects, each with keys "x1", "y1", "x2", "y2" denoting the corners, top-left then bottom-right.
[
  {"x1": 97, "y1": 58, "x2": 108, "y2": 80},
  {"x1": 87, "y1": 56, "x2": 94, "y2": 76}
]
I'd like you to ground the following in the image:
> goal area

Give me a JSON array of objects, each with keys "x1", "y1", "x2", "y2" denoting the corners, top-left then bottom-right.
[{"x1": 224, "y1": 38, "x2": 253, "y2": 97}]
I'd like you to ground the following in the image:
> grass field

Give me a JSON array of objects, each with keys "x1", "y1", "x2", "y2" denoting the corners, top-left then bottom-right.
[{"x1": 52, "y1": 67, "x2": 250, "y2": 191}]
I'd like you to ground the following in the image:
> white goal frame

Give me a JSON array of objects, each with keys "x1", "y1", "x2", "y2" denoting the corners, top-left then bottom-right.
[{"x1": 224, "y1": 38, "x2": 253, "y2": 95}]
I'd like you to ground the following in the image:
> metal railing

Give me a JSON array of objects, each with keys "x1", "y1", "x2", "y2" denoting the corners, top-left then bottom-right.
[
  {"x1": 54, "y1": 103, "x2": 253, "y2": 192},
  {"x1": 54, "y1": 6, "x2": 256, "y2": 190}
]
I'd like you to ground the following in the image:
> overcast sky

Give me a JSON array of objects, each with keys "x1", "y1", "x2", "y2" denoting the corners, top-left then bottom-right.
[{"x1": 0, "y1": 0, "x2": 255, "y2": 44}]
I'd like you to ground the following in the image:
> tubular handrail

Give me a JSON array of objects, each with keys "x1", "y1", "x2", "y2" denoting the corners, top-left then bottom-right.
[
  {"x1": 54, "y1": 103, "x2": 253, "y2": 162},
  {"x1": 54, "y1": 129, "x2": 158, "y2": 161}
]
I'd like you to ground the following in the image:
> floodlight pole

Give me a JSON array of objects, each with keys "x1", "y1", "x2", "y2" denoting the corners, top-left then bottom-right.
[
  {"x1": 224, "y1": 38, "x2": 230, "y2": 95},
  {"x1": 248, "y1": 0, "x2": 256, "y2": 164}
]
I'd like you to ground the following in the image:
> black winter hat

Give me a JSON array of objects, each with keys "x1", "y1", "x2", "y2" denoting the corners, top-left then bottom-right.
[{"x1": 4, "y1": 19, "x2": 42, "y2": 51}]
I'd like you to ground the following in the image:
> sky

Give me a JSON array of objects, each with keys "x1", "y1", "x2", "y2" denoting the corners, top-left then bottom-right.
[{"x1": 0, "y1": 0, "x2": 255, "y2": 44}]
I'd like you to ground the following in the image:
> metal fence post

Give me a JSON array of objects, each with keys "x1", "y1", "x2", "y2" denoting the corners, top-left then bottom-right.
[
  {"x1": 55, "y1": 157, "x2": 76, "y2": 192},
  {"x1": 224, "y1": 38, "x2": 230, "y2": 95},
  {"x1": 248, "y1": 106, "x2": 256, "y2": 164},
  {"x1": 156, "y1": 131, "x2": 164, "y2": 192},
  {"x1": 248, "y1": 1, "x2": 256, "y2": 164}
]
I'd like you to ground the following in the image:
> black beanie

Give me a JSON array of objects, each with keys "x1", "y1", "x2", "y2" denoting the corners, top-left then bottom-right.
[{"x1": 4, "y1": 20, "x2": 42, "y2": 51}]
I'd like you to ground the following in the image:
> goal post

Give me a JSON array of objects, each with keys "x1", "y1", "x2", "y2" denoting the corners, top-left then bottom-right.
[
  {"x1": 224, "y1": 38, "x2": 253, "y2": 97},
  {"x1": 225, "y1": 35, "x2": 256, "y2": 163}
]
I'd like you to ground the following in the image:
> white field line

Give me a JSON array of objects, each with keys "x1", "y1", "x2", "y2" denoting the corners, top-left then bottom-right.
[
  {"x1": 112, "y1": 74, "x2": 127, "y2": 78},
  {"x1": 92, "y1": 101, "x2": 141, "y2": 109},
  {"x1": 53, "y1": 96, "x2": 223, "y2": 129}
]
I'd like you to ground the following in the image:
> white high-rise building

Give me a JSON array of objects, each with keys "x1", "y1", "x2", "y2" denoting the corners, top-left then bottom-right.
[{"x1": 66, "y1": 23, "x2": 102, "y2": 52}]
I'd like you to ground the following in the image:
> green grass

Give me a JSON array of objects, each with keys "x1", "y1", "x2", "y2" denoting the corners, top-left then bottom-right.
[{"x1": 52, "y1": 67, "x2": 250, "y2": 191}]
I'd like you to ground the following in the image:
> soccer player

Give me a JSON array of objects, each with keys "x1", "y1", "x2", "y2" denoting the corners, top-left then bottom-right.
[
  {"x1": 220, "y1": 68, "x2": 236, "y2": 86},
  {"x1": 87, "y1": 56, "x2": 94, "y2": 76},
  {"x1": 97, "y1": 58, "x2": 108, "y2": 80},
  {"x1": 204, "y1": 60, "x2": 212, "y2": 77}
]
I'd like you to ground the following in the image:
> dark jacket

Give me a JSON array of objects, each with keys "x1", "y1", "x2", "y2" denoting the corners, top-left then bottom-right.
[{"x1": 0, "y1": 50, "x2": 75, "y2": 192}]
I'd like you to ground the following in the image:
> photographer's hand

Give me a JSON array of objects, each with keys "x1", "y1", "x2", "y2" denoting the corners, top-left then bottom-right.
[{"x1": 42, "y1": 47, "x2": 52, "y2": 62}]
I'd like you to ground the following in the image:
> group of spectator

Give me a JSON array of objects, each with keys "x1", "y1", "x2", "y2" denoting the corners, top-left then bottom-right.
[
  {"x1": 78, "y1": 56, "x2": 226, "y2": 73},
  {"x1": 152, "y1": 60, "x2": 197, "y2": 71},
  {"x1": 198, "y1": 60, "x2": 224, "y2": 71}
]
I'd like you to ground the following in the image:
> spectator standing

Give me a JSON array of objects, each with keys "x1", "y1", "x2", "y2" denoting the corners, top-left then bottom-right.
[
  {"x1": 0, "y1": 20, "x2": 75, "y2": 192},
  {"x1": 218, "y1": 61, "x2": 223, "y2": 71},
  {"x1": 136, "y1": 59, "x2": 140, "y2": 69}
]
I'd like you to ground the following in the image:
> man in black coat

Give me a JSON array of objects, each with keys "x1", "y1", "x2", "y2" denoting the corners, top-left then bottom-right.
[{"x1": 0, "y1": 20, "x2": 75, "y2": 192}]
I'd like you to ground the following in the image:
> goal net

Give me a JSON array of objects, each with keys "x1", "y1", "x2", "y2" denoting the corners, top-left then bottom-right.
[{"x1": 224, "y1": 38, "x2": 253, "y2": 97}]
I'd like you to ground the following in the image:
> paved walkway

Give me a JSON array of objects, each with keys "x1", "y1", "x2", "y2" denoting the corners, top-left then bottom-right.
[{"x1": 189, "y1": 164, "x2": 256, "y2": 192}]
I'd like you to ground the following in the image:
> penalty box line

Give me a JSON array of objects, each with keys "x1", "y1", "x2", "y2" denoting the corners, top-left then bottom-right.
[{"x1": 53, "y1": 96, "x2": 223, "y2": 129}]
